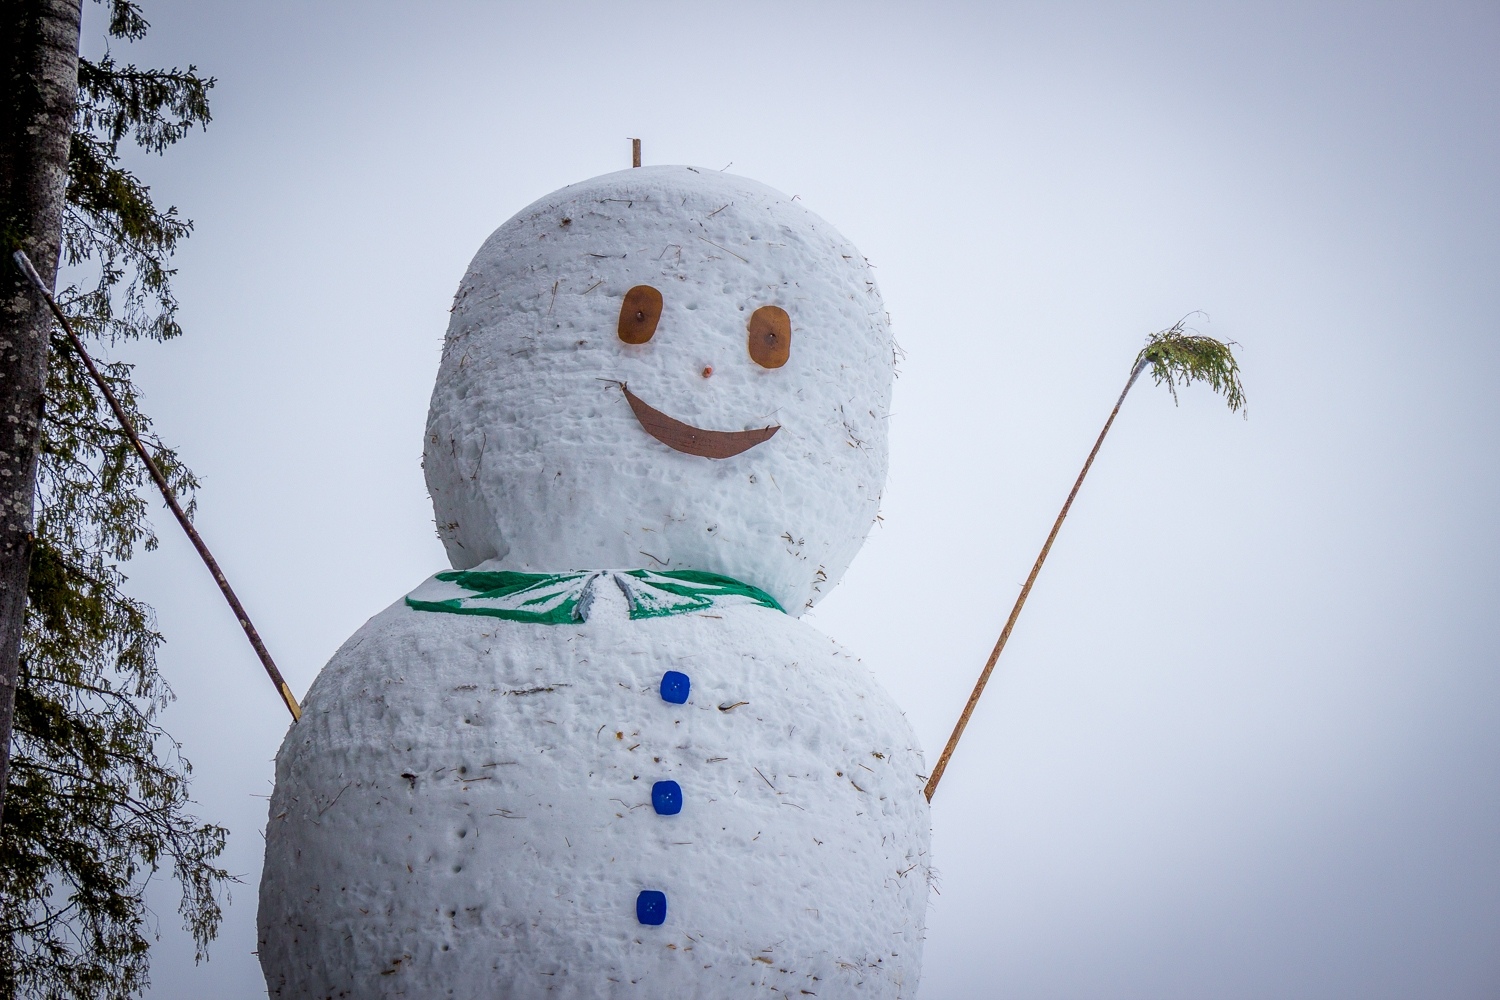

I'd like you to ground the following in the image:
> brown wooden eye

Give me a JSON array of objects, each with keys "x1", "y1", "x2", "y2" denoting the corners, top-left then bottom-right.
[
  {"x1": 747, "y1": 305, "x2": 791, "y2": 369},
  {"x1": 618, "y1": 285, "x2": 663, "y2": 344}
]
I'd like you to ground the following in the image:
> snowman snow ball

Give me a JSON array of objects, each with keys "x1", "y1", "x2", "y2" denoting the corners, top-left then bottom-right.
[{"x1": 258, "y1": 166, "x2": 932, "y2": 999}]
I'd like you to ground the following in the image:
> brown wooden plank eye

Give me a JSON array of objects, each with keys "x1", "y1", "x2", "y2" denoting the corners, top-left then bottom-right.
[
  {"x1": 747, "y1": 305, "x2": 791, "y2": 369},
  {"x1": 618, "y1": 285, "x2": 663, "y2": 344}
]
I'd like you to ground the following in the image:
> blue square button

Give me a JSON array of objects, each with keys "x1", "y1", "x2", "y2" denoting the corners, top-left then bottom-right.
[
  {"x1": 659, "y1": 671, "x2": 691, "y2": 705},
  {"x1": 651, "y1": 780, "x2": 683, "y2": 816},
  {"x1": 636, "y1": 889, "x2": 667, "y2": 926}
]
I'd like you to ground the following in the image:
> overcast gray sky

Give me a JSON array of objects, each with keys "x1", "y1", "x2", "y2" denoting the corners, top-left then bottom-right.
[{"x1": 72, "y1": 2, "x2": 1499, "y2": 997}]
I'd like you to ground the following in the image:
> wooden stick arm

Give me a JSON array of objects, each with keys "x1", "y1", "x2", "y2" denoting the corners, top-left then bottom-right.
[
  {"x1": 924, "y1": 357, "x2": 1147, "y2": 802},
  {"x1": 12, "y1": 250, "x2": 301, "y2": 722}
]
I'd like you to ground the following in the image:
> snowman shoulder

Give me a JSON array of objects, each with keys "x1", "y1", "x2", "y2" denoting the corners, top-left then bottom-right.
[
  {"x1": 697, "y1": 604, "x2": 927, "y2": 757},
  {"x1": 294, "y1": 593, "x2": 540, "y2": 721}
]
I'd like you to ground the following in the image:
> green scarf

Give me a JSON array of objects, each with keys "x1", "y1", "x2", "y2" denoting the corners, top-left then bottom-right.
[{"x1": 405, "y1": 567, "x2": 783, "y2": 625}]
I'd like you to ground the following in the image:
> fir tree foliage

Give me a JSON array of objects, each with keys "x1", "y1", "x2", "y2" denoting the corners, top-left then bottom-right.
[
  {"x1": 1136, "y1": 315, "x2": 1247, "y2": 414},
  {"x1": 0, "y1": 3, "x2": 230, "y2": 998},
  {"x1": 63, "y1": 0, "x2": 211, "y2": 345}
]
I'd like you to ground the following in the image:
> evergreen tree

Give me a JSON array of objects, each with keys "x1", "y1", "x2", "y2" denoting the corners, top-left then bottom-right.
[{"x1": 1, "y1": 2, "x2": 232, "y2": 997}]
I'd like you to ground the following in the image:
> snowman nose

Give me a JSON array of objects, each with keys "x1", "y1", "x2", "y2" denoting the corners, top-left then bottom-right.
[{"x1": 701, "y1": 366, "x2": 714, "y2": 378}]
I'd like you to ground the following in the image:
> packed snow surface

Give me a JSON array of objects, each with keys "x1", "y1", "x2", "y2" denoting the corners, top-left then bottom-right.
[
  {"x1": 423, "y1": 166, "x2": 893, "y2": 614},
  {"x1": 259, "y1": 581, "x2": 930, "y2": 998}
]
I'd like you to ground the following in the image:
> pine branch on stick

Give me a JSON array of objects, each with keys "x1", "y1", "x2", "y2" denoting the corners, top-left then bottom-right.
[{"x1": 924, "y1": 317, "x2": 1245, "y2": 802}]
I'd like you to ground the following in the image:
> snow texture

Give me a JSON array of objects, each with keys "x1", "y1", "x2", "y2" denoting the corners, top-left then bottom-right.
[
  {"x1": 258, "y1": 583, "x2": 931, "y2": 998},
  {"x1": 423, "y1": 166, "x2": 893, "y2": 614},
  {"x1": 259, "y1": 167, "x2": 928, "y2": 998}
]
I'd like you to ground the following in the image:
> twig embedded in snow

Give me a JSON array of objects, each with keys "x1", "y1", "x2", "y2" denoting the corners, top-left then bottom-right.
[
  {"x1": 317, "y1": 782, "x2": 353, "y2": 817},
  {"x1": 697, "y1": 235, "x2": 748, "y2": 263}
]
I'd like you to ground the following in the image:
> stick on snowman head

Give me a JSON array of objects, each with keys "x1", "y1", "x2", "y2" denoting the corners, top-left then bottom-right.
[{"x1": 424, "y1": 166, "x2": 893, "y2": 614}]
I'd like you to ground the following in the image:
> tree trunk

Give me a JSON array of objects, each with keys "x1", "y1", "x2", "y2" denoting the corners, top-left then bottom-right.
[{"x1": 0, "y1": 0, "x2": 84, "y2": 827}]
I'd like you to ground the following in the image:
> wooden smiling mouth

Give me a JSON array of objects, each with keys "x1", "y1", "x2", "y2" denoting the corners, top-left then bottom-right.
[{"x1": 620, "y1": 383, "x2": 780, "y2": 459}]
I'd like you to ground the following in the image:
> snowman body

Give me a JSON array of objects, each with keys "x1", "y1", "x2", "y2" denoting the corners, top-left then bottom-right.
[{"x1": 259, "y1": 167, "x2": 930, "y2": 998}]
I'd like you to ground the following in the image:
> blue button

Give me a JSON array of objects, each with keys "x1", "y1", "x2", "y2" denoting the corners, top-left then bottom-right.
[
  {"x1": 636, "y1": 889, "x2": 667, "y2": 925},
  {"x1": 659, "y1": 671, "x2": 690, "y2": 704},
  {"x1": 651, "y1": 780, "x2": 683, "y2": 815}
]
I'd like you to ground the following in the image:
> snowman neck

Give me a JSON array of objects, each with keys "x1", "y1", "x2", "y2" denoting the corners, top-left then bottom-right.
[{"x1": 404, "y1": 567, "x2": 785, "y2": 625}]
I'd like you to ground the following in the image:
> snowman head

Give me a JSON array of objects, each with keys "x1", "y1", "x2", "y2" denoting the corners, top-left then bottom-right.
[{"x1": 424, "y1": 166, "x2": 892, "y2": 614}]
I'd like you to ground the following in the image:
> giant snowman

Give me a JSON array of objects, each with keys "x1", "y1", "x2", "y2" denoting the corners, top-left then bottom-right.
[{"x1": 258, "y1": 166, "x2": 931, "y2": 999}]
